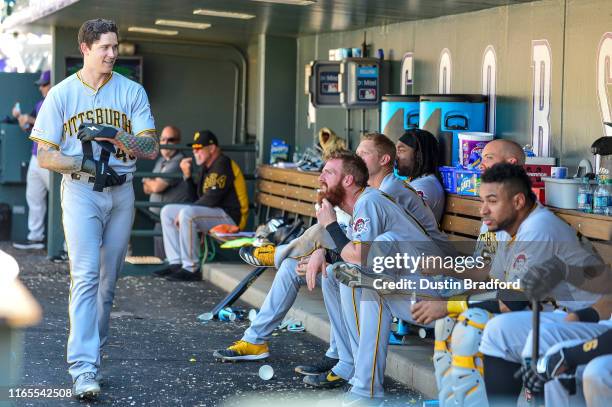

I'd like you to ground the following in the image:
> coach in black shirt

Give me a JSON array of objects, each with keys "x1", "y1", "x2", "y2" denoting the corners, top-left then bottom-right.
[{"x1": 159, "y1": 130, "x2": 249, "y2": 281}]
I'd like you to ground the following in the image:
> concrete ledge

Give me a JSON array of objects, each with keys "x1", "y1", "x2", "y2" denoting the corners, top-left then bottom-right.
[{"x1": 202, "y1": 262, "x2": 438, "y2": 398}]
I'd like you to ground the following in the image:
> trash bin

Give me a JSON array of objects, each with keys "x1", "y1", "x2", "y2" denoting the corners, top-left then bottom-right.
[
  {"x1": 380, "y1": 95, "x2": 420, "y2": 141},
  {"x1": 419, "y1": 94, "x2": 488, "y2": 166}
]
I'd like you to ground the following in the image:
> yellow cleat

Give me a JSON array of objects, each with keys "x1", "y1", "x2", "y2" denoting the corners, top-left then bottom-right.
[
  {"x1": 213, "y1": 340, "x2": 270, "y2": 362},
  {"x1": 239, "y1": 245, "x2": 276, "y2": 267}
]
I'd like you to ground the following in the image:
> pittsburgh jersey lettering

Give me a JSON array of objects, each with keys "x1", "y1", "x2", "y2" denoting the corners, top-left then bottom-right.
[{"x1": 62, "y1": 108, "x2": 135, "y2": 161}]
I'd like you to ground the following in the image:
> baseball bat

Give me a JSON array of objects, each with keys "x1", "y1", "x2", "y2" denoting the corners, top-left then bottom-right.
[
  {"x1": 530, "y1": 299, "x2": 545, "y2": 406},
  {"x1": 209, "y1": 219, "x2": 304, "y2": 318}
]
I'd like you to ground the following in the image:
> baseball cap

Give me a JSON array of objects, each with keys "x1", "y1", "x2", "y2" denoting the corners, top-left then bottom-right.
[
  {"x1": 189, "y1": 130, "x2": 218, "y2": 148},
  {"x1": 34, "y1": 70, "x2": 51, "y2": 86}
]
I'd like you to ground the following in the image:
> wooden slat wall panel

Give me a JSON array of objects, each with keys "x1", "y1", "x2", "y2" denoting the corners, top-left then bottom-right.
[
  {"x1": 441, "y1": 215, "x2": 482, "y2": 238},
  {"x1": 555, "y1": 213, "x2": 612, "y2": 241},
  {"x1": 444, "y1": 195, "x2": 612, "y2": 242},
  {"x1": 257, "y1": 193, "x2": 316, "y2": 217},
  {"x1": 258, "y1": 165, "x2": 320, "y2": 188},
  {"x1": 445, "y1": 195, "x2": 481, "y2": 218},
  {"x1": 257, "y1": 180, "x2": 318, "y2": 203}
]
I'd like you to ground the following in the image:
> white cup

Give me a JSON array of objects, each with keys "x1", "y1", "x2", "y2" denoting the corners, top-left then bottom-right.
[
  {"x1": 259, "y1": 365, "x2": 274, "y2": 381},
  {"x1": 551, "y1": 166, "x2": 568, "y2": 179},
  {"x1": 197, "y1": 312, "x2": 214, "y2": 321}
]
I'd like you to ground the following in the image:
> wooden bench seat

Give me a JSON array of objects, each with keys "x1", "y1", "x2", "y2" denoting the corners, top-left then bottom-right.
[
  {"x1": 255, "y1": 165, "x2": 320, "y2": 224},
  {"x1": 441, "y1": 194, "x2": 612, "y2": 263}
]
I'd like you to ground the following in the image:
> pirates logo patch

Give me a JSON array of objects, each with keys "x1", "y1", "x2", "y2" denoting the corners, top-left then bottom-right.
[{"x1": 353, "y1": 217, "x2": 370, "y2": 234}]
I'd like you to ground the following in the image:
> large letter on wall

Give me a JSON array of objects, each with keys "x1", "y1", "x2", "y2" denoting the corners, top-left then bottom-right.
[
  {"x1": 439, "y1": 48, "x2": 452, "y2": 94},
  {"x1": 597, "y1": 32, "x2": 612, "y2": 137},
  {"x1": 531, "y1": 40, "x2": 552, "y2": 156},
  {"x1": 482, "y1": 45, "x2": 497, "y2": 133},
  {"x1": 400, "y1": 52, "x2": 414, "y2": 95}
]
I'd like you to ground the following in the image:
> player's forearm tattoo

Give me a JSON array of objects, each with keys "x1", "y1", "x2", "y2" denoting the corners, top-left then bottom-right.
[
  {"x1": 116, "y1": 130, "x2": 158, "y2": 160},
  {"x1": 37, "y1": 144, "x2": 82, "y2": 174}
]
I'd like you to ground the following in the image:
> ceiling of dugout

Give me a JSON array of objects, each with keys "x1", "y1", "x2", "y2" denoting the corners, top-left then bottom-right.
[{"x1": 21, "y1": 0, "x2": 539, "y2": 46}]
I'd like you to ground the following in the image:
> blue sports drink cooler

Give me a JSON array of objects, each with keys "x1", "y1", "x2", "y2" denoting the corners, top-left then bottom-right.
[
  {"x1": 380, "y1": 94, "x2": 420, "y2": 141},
  {"x1": 419, "y1": 95, "x2": 488, "y2": 166}
]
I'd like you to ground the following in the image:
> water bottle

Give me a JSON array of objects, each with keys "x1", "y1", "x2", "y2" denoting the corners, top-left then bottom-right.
[
  {"x1": 292, "y1": 146, "x2": 300, "y2": 163},
  {"x1": 606, "y1": 179, "x2": 612, "y2": 216},
  {"x1": 577, "y1": 177, "x2": 593, "y2": 213},
  {"x1": 593, "y1": 177, "x2": 610, "y2": 215}
]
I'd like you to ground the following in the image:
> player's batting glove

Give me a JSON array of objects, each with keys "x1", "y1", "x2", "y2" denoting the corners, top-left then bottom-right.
[
  {"x1": 521, "y1": 255, "x2": 567, "y2": 300},
  {"x1": 537, "y1": 347, "x2": 573, "y2": 378},
  {"x1": 77, "y1": 123, "x2": 118, "y2": 142},
  {"x1": 515, "y1": 363, "x2": 546, "y2": 394}
]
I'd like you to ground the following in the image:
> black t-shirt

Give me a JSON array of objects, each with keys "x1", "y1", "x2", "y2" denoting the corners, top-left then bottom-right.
[{"x1": 187, "y1": 154, "x2": 249, "y2": 229}]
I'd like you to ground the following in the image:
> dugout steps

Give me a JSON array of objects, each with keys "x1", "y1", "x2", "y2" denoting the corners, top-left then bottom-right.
[{"x1": 201, "y1": 262, "x2": 438, "y2": 398}]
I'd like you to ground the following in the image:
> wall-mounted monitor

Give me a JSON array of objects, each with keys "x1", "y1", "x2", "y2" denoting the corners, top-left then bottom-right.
[{"x1": 65, "y1": 56, "x2": 143, "y2": 83}]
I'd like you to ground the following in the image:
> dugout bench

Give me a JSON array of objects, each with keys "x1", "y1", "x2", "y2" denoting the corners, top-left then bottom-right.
[
  {"x1": 209, "y1": 166, "x2": 612, "y2": 317},
  {"x1": 254, "y1": 167, "x2": 612, "y2": 260},
  {"x1": 207, "y1": 165, "x2": 320, "y2": 316},
  {"x1": 441, "y1": 194, "x2": 612, "y2": 263}
]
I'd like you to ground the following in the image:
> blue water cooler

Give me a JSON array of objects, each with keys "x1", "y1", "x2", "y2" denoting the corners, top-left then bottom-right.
[
  {"x1": 380, "y1": 95, "x2": 420, "y2": 141},
  {"x1": 419, "y1": 95, "x2": 488, "y2": 166}
]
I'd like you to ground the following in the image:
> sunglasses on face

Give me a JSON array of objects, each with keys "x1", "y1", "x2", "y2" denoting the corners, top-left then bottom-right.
[{"x1": 161, "y1": 137, "x2": 179, "y2": 143}]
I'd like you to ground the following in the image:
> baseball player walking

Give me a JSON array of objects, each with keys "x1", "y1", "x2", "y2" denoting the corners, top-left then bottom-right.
[{"x1": 32, "y1": 19, "x2": 157, "y2": 399}]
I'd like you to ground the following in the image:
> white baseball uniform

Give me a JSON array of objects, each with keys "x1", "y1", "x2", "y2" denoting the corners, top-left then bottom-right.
[
  {"x1": 31, "y1": 71, "x2": 155, "y2": 381},
  {"x1": 480, "y1": 204, "x2": 601, "y2": 362},
  {"x1": 409, "y1": 173, "x2": 446, "y2": 223}
]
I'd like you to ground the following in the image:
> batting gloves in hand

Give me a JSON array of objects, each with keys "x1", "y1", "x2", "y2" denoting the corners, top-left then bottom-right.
[
  {"x1": 77, "y1": 123, "x2": 118, "y2": 142},
  {"x1": 521, "y1": 255, "x2": 567, "y2": 300}
]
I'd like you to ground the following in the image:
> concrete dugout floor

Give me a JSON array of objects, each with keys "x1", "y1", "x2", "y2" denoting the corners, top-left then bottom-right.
[{"x1": 3, "y1": 242, "x2": 423, "y2": 407}]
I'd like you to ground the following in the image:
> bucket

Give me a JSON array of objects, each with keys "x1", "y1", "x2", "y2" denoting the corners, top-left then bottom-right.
[
  {"x1": 419, "y1": 95, "x2": 488, "y2": 166},
  {"x1": 543, "y1": 177, "x2": 581, "y2": 209},
  {"x1": 457, "y1": 132, "x2": 493, "y2": 168},
  {"x1": 380, "y1": 95, "x2": 420, "y2": 141}
]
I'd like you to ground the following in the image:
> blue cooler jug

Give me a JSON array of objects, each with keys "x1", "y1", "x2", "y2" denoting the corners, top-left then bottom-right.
[
  {"x1": 419, "y1": 95, "x2": 488, "y2": 166},
  {"x1": 380, "y1": 95, "x2": 420, "y2": 141}
]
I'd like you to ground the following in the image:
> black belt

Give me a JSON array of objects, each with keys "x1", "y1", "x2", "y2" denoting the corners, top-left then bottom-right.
[
  {"x1": 71, "y1": 173, "x2": 96, "y2": 183},
  {"x1": 71, "y1": 172, "x2": 128, "y2": 187}
]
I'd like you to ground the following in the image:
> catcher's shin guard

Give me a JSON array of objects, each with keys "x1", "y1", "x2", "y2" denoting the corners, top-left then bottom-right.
[
  {"x1": 445, "y1": 308, "x2": 491, "y2": 407},
  {"x1": 434, "y1": 315, "x2": 456, "y2": 407}
]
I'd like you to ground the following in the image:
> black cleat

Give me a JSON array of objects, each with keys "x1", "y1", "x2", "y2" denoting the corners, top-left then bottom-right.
[
  {"x1": 295, "y1": 356, "x2": 339, "y2": 376},
  {"x1": 165, "y1": 268, "x2": 202, "y2": 281},
  {"x1": 153, "y1": 264, "x2": 181, "y2": 277},
  {"x1": 303, "y1": 370, "x2": 347, "y2": 388}
]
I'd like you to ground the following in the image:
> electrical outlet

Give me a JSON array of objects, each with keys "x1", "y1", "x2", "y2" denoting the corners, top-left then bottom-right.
[{"x1": 12, "y1": 205, "x2": 25, "y2": 215}]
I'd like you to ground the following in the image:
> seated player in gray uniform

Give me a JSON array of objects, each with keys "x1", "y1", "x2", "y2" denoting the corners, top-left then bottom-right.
[
  {"x1": 395, "y1": 129, "x2": 446, "y2": 223},
  {"x1": 411, "y1": 138, "x2": 526, "y2": 406},
  {"x1": 160, "y1": 130, "x2": 249, "y2": 281},
  {"x1": 142, "y1": 125, "x2": 193, "y2": 259},
  {"x1": 302, "y1": 134, "x2": 457, "y2": 389},
  {"x1": 304, "y1": 151, "x2": 448, "y2": 404},
  {"x1": 211, "y1": 158, "x2": 356, "y2": 368},
  {"x1": 457, "y1": 164, "x2": 601, "y2": 407}
]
